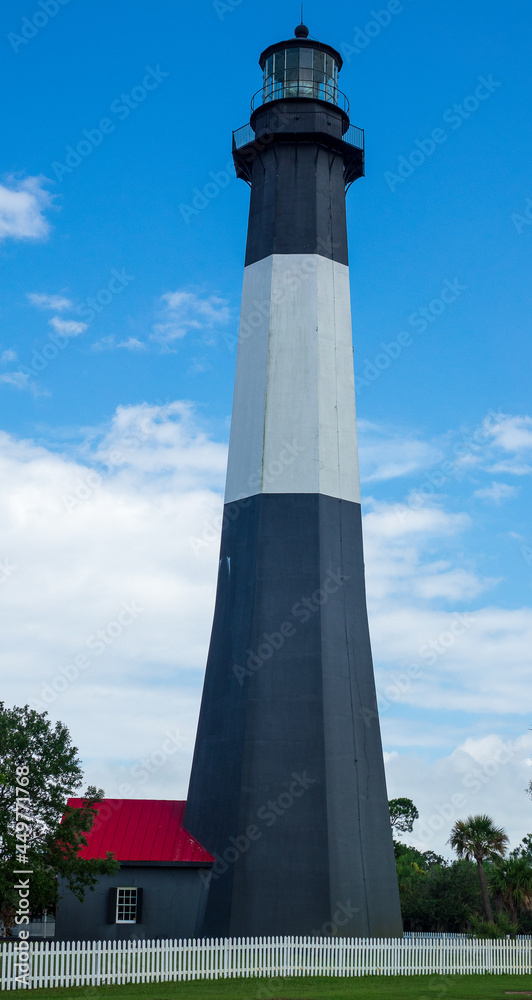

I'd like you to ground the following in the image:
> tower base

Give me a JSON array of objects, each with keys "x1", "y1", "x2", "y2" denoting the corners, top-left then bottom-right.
[{"x1": 185, "y1": 493, "x2": 403, "y2": 938}]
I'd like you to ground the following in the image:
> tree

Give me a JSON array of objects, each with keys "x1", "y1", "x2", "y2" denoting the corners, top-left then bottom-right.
[
  {"x1": 0, "y1": 703, "x2": 118, "y2": 936},
  {"x1": 489, "y1": 856, "x2": 532, "y2": 919},
  {"x1": 511, "y1": 833, "x2": 532, "y2": 862},
  {"x1": 394, "y1": 843, "x2": 483, "y2": 932},
  {"x1": 389, "y1": 797, "x2": 419, "y2": 836},
  {"x1": 449, "y1": 814, "x2": 509, "y2": 923}
]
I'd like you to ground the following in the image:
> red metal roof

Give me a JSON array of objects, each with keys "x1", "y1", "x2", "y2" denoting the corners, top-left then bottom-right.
[{"x1": 66, "y1": 799, "x2": 214, "y2": 864}]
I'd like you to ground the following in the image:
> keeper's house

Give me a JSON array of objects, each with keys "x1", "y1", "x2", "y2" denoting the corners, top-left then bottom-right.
[{"x1": 55, "y1": 799, "x2": 214, "y2": 942}]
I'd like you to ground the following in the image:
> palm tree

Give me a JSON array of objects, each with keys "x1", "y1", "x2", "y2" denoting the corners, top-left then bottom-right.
[
  {"x1": 449, "y1": 815, "x2": 509, "y2": 922},
  {"x1": 489, "y1": 856, "x2": 532, "y2": 919}
]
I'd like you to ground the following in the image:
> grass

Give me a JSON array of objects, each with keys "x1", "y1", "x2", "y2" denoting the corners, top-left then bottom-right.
[{"x1": 21, "y1": 975, "x2": 532, "y2": 1000}]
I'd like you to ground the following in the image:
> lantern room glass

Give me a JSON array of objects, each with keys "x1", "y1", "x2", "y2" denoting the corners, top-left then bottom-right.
[{"x1": 262, "y1": 47, "x2": 339, "y2": 105}]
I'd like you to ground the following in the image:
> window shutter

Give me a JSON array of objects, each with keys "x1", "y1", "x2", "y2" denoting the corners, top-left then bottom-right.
[
  {"x1": 107, "y1": 887, "x2": 118, "y2": 924},
  {"x1": 135, "y1": 887, "x2": 143, "y2": 924}
]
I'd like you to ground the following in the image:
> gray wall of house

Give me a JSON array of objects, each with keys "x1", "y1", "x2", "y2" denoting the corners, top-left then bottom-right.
[{"x1": 55, "y1": 865, "x2": 211, "y2": 942}]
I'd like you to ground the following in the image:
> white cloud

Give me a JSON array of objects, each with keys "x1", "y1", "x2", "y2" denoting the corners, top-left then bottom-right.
[
  {"x1": 0, "y1": 402, "x2": 227, "y2": 797},
  {"x1": 474, "y1": 481, "x2": 519, "y2": 504},
  {"x1": 28, "y1": 293, "x2": 73, "y2": 312},
  {"x1": 364, "y1": 501, "x2": 470, "y2": 543},
  {"x1": 373, "y1": 601, "x2": 532, "y2": 716},
  {"x1": 384, "y1": 733, "x2": 532, "y2": 858},
  {"x1": 356, "y1": 414, "x2": 532, "y2": 506},
  {"x1": 412, "y1": 566, "x2": 493, "y2": 601},
  {"x1": 93, "y1": 336, "x2": 147, "y2": 352},
  {"x1": 0, "y1": 371, "x2": 43, "y2": 395},
  {"x1": 162, "y1": 291, "x2": 230, "y2": 326},
  {"x1": 487, "y1": 415, "x2": 532, "y2": 453},
  {"x1": 1, "y1": 350, "x2": 17, "y2": 363},
  {"x1": 90, "y1": 289, "x2": 232, "y2": 353},
  {"x1": 0, "y1": 406, "x2": 530, "y2": 844},
  {"x1": 489, "y1": 460, "x2": 532, "y2": 476},
  {"x1": 0, "y1": 372, "x2": 30, "y2": 390},
  {"x1": 356, "y1": 494, "x2": 532, "y2": 719},
  {"x1": 358, "y1": 422, "x2": 443, "y2": 482},
  {"x1": 49, "y1": 316, "x2": 87, "y2": 337},
  {"x1": 152, "y1": 290, "x2": 231, "y2": 347},
  {"x1": 115, "y1": 337, "x2": 146, "y2": 351},
  {"x1": 0, "y1": 176, "x2": 53, "y2": 242},
  {"x1": 480, "y1": 415, "x2": 532, "y2": 476},
  {"x1": 91, "y1": 401, "x2": 228, "y2": 484}
]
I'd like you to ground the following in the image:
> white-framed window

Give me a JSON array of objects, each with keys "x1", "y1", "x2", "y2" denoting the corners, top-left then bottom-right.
[{"x1": 116, "y1": 887, "x2": 138, "y2": 924}]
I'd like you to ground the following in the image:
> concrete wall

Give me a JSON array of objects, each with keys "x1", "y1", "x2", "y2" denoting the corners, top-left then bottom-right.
[{"x1": 55, "y1": 865, "x2": 210, "y2": 942}]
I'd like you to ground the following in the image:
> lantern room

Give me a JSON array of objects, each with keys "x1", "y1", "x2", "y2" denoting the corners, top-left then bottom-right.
[{"x1": 256, "y1": 24, "x2": 345, "y2": 110}]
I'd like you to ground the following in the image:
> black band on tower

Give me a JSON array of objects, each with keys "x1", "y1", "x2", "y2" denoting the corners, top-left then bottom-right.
[
  {"x1": 185, "y1": 494, "x2": 400, "y2": 938},
  {"x1": 245, "y1": 142, "x2": 348, "y2": 266}
]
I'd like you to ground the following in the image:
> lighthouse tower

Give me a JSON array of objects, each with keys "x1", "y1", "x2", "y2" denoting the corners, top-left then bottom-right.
[{"x1": 185, "y1": 24, "x2": 402, "y2": 939}]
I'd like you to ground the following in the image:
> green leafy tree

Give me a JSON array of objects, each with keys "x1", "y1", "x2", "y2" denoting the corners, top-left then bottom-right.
[
  {"x1": 0, "y1": 703, "x2": 118, "y2": 936},
  {"x1": 510, "y1": 833, "x2": 532, "y2": 862},
  {"x1": 394, "y1": 844, "x2": 431, "y2": 926},
  {"x1": 389, "y1": 797, "x2": 419, "y2": 836},
  {"x1": 449, "y1": 814, "x2": 509, "y2": 923},
  {"x1": 489, "y1": 855, "x2": 532, "y2": 919},
  {"x1": 424, "y1": 859, "x2": 484, "y2": 932},
  {"x1": 394, "y1": 843, "x2": 482, "y2": 932},
  {"x1": 469, "y1": 912, "x2": 519, "y2": 939}
]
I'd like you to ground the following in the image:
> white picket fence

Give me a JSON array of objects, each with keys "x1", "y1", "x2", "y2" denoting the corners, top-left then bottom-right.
[
  {"x1": 2, "y1": 935, "x2": 532, "y2": 990},
  {"x1": 405, "y1": 931, "x2": 532, "y2": 940}
]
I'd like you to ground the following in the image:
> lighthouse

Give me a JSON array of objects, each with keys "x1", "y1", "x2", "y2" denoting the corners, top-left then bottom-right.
[{"x1": 185, "y1": 23, "x2": 402, "y2": 938}]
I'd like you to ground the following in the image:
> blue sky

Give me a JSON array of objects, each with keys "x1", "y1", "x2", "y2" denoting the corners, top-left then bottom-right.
[{"x1": 1, "y1": 0, "x2": 531, "y2": 858}]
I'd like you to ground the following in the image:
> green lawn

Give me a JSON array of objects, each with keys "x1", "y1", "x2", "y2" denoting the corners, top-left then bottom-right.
[{"x1": 21, "y1": 975, "x2": 532, "y2": 1000}]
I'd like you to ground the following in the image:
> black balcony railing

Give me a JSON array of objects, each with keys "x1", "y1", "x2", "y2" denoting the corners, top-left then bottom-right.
[
  {"x1": 251, "y1": 82, "x2": 350, "y2": 115},
  {"x1": 232, "y1": 117, "x2": 364, "y2": 153}
]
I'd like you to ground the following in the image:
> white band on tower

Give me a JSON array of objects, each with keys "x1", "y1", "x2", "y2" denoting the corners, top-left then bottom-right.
[{"x1": 225, "y1": 253, "x2": 361, "y2": 505}]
